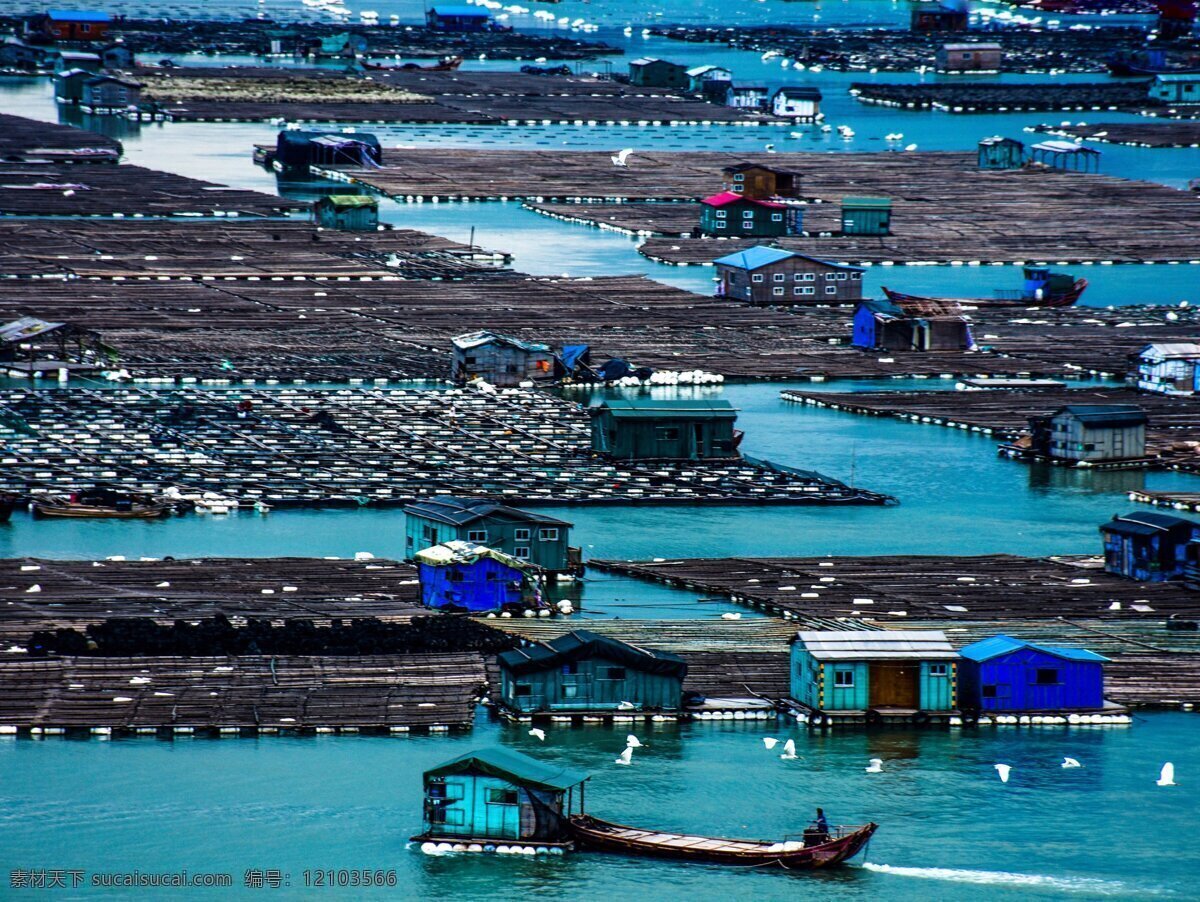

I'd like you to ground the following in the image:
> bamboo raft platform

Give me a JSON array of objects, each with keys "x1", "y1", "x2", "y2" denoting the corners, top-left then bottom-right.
[
  {"x1": 850, "y1": 80, "x2": 1157, "y2": 113},
  {"x1": 0, "y1": 652, "x2": 486, "y2": 733},
  {"x1": 0, "y1": 386, "x2": 890, "y2": 507},
  {"x1": 0, "y1": 112, "x2": 121, "y2": 163},
  {"x1": 325, "y1": 150, "x2": 1200, "y2": 265},
  {"x1": 0, "y1": 556, "x2": 423, "y2": 644},
  {"x1": 781, "y1": 386, "x2": 1200, "y2": 471},
  {"x1": 1128, "y1": 489, "x2": 1200, "y2": 513},
  {"x1": 1034, "y1": 121, "x2": 1200, "y2": 149}
]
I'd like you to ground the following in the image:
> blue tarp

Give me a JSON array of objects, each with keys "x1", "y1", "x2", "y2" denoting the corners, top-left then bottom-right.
[
  {"x1": 418, "y1": 556, "x2": 524, "y2": 613},
  {"x1": 559, "y1": 344, "x2": 590, "y2": 372}
]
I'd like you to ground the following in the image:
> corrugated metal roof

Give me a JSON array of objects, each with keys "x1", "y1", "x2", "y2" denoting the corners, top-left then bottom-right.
[
  {"x1": 425, "y1": 747, "x2": 588, "y2": 791},
  {"x1": 700, "y1": 190, "x2": 786, "y2": 209},
  {"x1": 321, "y1": 194, "x2": 377, "y2": 208},
  {"x1": 48, "y1": 9, "x2": 111, "y2": 21},
  {"x1": 498, "y1": 629, "x2": 687, "y2": 677},
  {"x1": 429, "y1": 5, "x2": 491, "y2": 16},
  {"x1": 451, "y1": 330, "x2": 549, "y2": 353},
  {"x1": 0, "y1": 317, "x2": 65, "y2": 345},
  {"x1": 796, "y1": 630, "x2": 959, "y2": 661},
  {"x1": 1054, "y1": 404, "x2": 1147, "y2": 427},
  {"x1": 712, "y1": 246, "x2": 795, "y2": 270},
  {"x1": 686, "y1": 64, "x2": 730, "y2": 77},
  {"x1": 958, "y1": 634, "x2": 1109, "y2": 663},
  {"x1": 1032, "y1": 140, "x2": 1100, "y2": 155},
  {"x1": 943, "y1": 42, "x2": 1002, "y2": 50},
  {"x1": 1101, "y1": 511, "x2": 1197, "y2": 538},
  {"x1": 404, "y1": 496, "x2": 571, "y2": 528},
  {"x1": 413, "y1": 539, "x2": 528, "y2": 571},
  {"x1": 1139, "y1": 342, "x2": 1200, "y2": 360},
  {"x1": 593, "y1": 399, "x2": 738, "y2": 419},
  {"x1": 843, "y1": 196, "x2": 893, "y2": 209}
]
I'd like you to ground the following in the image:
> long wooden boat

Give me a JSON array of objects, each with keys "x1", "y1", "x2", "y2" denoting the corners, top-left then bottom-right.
[
  {"x1": 567, "y1": 814, "x2": 877, "y2": 869},
  {"x1": 362, "y1": 55, "x2": 463, "y2": 72},
  {"x1": 32, "y1": 501, "x2": 172, "y2": 520},
  {"x1": 883, "y1": 278, "x2": 1087, "y2": 310}
]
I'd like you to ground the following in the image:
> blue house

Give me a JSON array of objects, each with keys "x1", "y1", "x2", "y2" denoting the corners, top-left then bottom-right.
[
  {"x1": 416, "y1": 748, "x2": 588, "y2": 846},
  {"x1": 426, "y1": 5, "x2": 493, "y2": 31},
  {"x1": 1100, "y1": 511, "x2": 1200, "y2": 582},
  {"x1": 957, "y1": 635, "x2": 1109, "y2": 713},
  {"x1": 414, "y1": 540, "x2": 534, "y2": 613},
  {"x1": 853, "y1": 299, "x2": 971, "y2": 351}
]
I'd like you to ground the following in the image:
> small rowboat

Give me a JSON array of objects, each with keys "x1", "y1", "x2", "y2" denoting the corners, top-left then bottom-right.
[
  {"x1": 568, "y1": 814, "x2": 877, "y2": 869},
  {"x1": 362, "y1": 55, "x2": 463, "y2": 72},
  {"x1": 883, "y1": 277, "x2": 1087, "y2": 310}
]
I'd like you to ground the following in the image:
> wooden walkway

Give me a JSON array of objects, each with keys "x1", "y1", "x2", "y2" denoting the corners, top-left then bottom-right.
[{"x1": 851, "y1": 80, "x2": 1155, "y2": 113}]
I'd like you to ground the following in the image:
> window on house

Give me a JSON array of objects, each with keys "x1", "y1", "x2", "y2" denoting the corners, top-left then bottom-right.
[
  {"x1": 406, "y1": 535, "x2": 414, "y2": 549},
  {"x1": 716, "y1": 222, "x2": 727, "y2": 230},
  {"x1": 657, "y1": 427, "x2": 680, "y2": 440},
  {"x1": 836, "y1": 273, "x2": 847, "y2": 281},
  {"x1": 563, "y1": 684, "x2": 578, "y2": 699},
  {"x1": 825, "y1": 286, "x2": 837, "y2": 294},
  {"x1": 603, "y1": 667, "x2": 627, "y2": 681},
  {"x1": 825, "y1": 273, "x2": 837, "y2": 281},
  {"x1": 448, "y1": 570, "x2": 465, "y2": 583},
  {"x1": 487, "y1": 788, "x2": 520, "y2": 805},
  {"x1": 514, "y1": 547, "x2": 530, "y2": 560},
  {"x1": 773, "y1": 287, "x2": 784, "y2": 296},
  {"x1": 752, "y1": 274, "x2": 764, "y2": 283},
  {"x1": 1034, "y1": 668, "x2": 1059, "y2": 685},
  {"x1": 743, "y1": 210, "x2": 754, "y2": 219},
  {"x1": 982, "y1": 685, "x2": 998, "y2": 698},
  {"x1": 802, "y1": 273, "x2": 815, "y2": 281},
  {"x1": 733, "y1": 173, "x2": 744, "y2": 181},
  {"x1": 929, "y1": 663, "x2": 949, "y2": 677},
  {"x1": 515, "y1": 529, "x2": 530, "y2": 541},
  {"x1": 442, "y1": 809, "x2": 465, "y2": 826},
  {"x1": 467, "y1": 529, "x2": 487, "y2": 543},
  {"x1": 514, "y1": 683, "x2": 532, "y2": 697},
  {"x1": 539, "y1": 528, "x2": 558, "y2": 541},
  {"x1": 427, "y1": 781, "x2": 448, "y2": 799},
  {"x1": 773, "y1": 273, "x2": 785, "y2": 282},
  {"x1": 742, "y1": 221, "x2": 753, "y2": 230},
  {"x1": 715, "y1": 210, "x2": 727, "y2": 219},
  {"x1": 833, "y1": 669, "x2": 855, "y2": 687},
  {"x1": 793, "y1": 287, "x2": 804, "y2": 296},
  {"x1": 771, "y1": 213, "x2": 783, "y2": 222},
  {"x1": 802, "y1": 287, "x2": 815, "y2": 295}
]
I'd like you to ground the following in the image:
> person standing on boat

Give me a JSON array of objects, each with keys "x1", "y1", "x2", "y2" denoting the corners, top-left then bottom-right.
[{"x1": 815, "y1": 808, "x2": 829, "y2": 834}]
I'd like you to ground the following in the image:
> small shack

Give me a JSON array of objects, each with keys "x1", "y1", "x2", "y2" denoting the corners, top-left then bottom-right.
[
  {"x1": 590, "y1": 399, "x2": 739, "y2": 460},
  {"x1": 417, "y1": 748, "x2": 588, "y2": 845},
  {"x1": 957, "y1": 635, "x2": 1109, "y2": 713},
  {"x1": 937, "y1": 42, "x2": 1002, "y2": 72},
  {"x1": 54, "y1": 68, "x2": 91, "y2": 104},
  {"x1": 713, "y1": 246, "x2": 863, "y2": 305},
  {"x1": 99, "y1": 42, "x2": 133, "y2": 69},
  {"x1": 1030, "y1": 140, "x2": 1101, "y2": 173},
  {"x1": 771, "y1": 87, "x2": 822, "y2": 120},
  {"x1": 1101, "y1": 511, "x2": 1199, "y2": 582},
  {"x1": 303, "y1": 32, "x2": 368, "y2": 58},
  {"x1": 686, "y1": 64, "x2": 732, "y2": 93},
  {"x1": 628, "y1": 57, "x2": 688, "y2": 89},
  {"x1": 53, "y1": 50, "x2": 101, "y2": 73},
  {"x1": 0, "y1": 37, "x2": 58, "y2": 71},
  {"x1": 1131, "y1": 342, "x2": 1200, "y2": 395},
  {"x1": 911, "y1": 4, "x2": 969, "y2": 31},
  {"x1": 497, "y1": 630, "x2": 687, "y2": 715},
  {"x1": 1028, "y1": 405, "x2": 1147, "y2": 462},
  {"x1": 699, "y1": 191, "x2": 797, "y2": 237},
  {"x1": 425, "y1": 5, "x2": 493, "y2": 31},
  {"x1": 81, "y1": 75, "x2": 140, "y2": 111},
  {"x1": 451, "y1": 331, "x2": 553, "y2": 387},
  {"x1": 724, "y1": 85, "x2": 769, "y2": 110},
  {"x1": 31, "y1": 9, "x2": 111, "y2": 41},
  {"x1": 841, "y1": 197, "x2": 892, "y2": 235},
  {"x1": 720, "y1": 163, "x2": 799, "y2": 199},
  {"x1": 404, "y1": 496, "x2": 575, "y2": 572},
  {"x1": 272, "y1": 131, "x2": 382, "y2": 173},
  {"x1": 852, "y1": 299, "x2": 971, "y2": 351},
  {"x1": 790, "y1": 630, "x2": 958, "y2": 718},
  {"x1": 977, "y1": 136, "x2": 1025, "y2": 170},
  {"x1": 414, "y1": 540, "x2": 532, "y2": 614},
  {"x1": 1150, "y1": 73, "x2": 1200, "y2": 105},
  {"x1": 314, "y1": 194, "x2": 379, "y2": 230},
  {"x1": 1, "y1": 316, "x2": 107, "y2": 377}
]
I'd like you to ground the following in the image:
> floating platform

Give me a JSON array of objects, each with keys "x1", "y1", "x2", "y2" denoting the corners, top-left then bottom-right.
[
  {"x1": 850, "y1": 80, "x2": 1156, "y2": 113},
  {"x1": 0, "y1": 112, "x2": 121, "y2": 163},
  {"x1": 1034, "y1": 121, "x2": 1200, "y2": 149}
]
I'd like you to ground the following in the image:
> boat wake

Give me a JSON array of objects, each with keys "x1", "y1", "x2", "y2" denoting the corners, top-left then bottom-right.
[{"x1": 859, "y1": 863, "x2": 1131, "y2": 895}]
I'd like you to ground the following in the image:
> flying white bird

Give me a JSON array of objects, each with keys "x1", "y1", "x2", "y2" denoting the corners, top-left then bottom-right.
[
  {"x1": 611, "y1": 148, "x2": 633, "y2": 167},
  {"x1": 626, "y1": 734, "x2": 643, "y2": 748},
  {"x1": 615, "y1": 746, "x2": 634, "y2": 766},
  {"x1": 1158, "y1": 762, "x2": 1176, "y2": 786},
  {"x1": 763, "y1": 737, "x2": 779, "y2": 750},
  {"x1": 865, "y1": 758, "x2": 884, "y2": 773},
  {"x1": 995, "y1": 763, "x2": 1012, "y2": 783},
  {"x1": 528, "y1": 728, "x2": 545, "y2": 741},
  {"x1": 780, "y1": 739, "x2": 798, "y2": 760},
  {"x1": 1062, "y1": 757, "x2": 1081, "y2": 769}
]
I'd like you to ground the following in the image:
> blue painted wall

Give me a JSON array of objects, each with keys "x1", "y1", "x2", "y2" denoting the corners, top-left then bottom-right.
[
  {"x1": 418, "y1": 557, "x2": 524, "y2": 612},
  {"x1": 424, "y1": 772, "x2": 566, "y2": 841},
  {"x1": 852, "y1": 306, "x2": 877, "y2": 349},
  {"x1": 958, "y1": 648, "x2": 1105, "y2": 711}
]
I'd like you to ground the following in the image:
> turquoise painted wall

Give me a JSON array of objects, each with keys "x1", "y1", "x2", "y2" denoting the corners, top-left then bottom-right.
[
  {"x1": 501, "y1": 655, "x2": 682, "y2": 713},
  {"x1": 920, "y1": 661, "x2": 957, "y2": 711},
  {"x1": 425, "y1": 773, "x2": 522, "y2": 840},
  {"x1": 789, "y1": 647, "x2": 957, "y2": 712}
]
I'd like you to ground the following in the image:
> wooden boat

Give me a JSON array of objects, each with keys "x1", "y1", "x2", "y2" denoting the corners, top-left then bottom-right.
[
  {"x1": 883, "y1": 277, "x2": 1087, "y2": 310},
  {"x1": 362, "y1": 55, "x2": 463, "y2": 72},
  {"x1": 32, "y1": 494, "x2": 172, "y2": 519},
  {"x1": 567, "y1": 814, "x2": 877, "y2": 869}
]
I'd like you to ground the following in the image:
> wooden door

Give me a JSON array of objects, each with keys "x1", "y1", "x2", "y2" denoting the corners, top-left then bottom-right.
[{"x1": 869, "y1": 663, "x2": 919, "y2": 708}]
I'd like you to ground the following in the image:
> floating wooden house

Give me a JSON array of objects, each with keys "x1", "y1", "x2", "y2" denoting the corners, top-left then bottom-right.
[
  {"x1": 54, "y1": 67, "x2": 92, "y2": 104},
  {"x1": 29, "y1": 9, "x2": 111, "y2": 41},
  {"x1": 957, "y1": 635, "x2": 1110, "y2": 713},
  {"x1": 81, "y1": 75, "x2": 140, "y2": 112},
  {"x1": 978, "y1": 136, "x2": 1025, "y2": 170},
  {"x1": 686, "y1": 64, "x2": 732, "y2": 92},
  {"x1": 910, "y1": 4, "x2": 969, "y2": 31},
  {"x1": 53, "y1": 50, "x2": 101, "y2": 73},
  {"x1": 271, "y1": 130, "x2": 382, "y2": 173},
  {"x1": 414, "y1": 540, "x2": 532, "y2": 613},
  {"x1": 302, "y1": 32, "x2": 368, "y2": 58},
  {"x1": 99, "y1": 42, "x2": 133, "y2": 69},
  {"x1": 1027, "y1": 404, "x2": 1147, "y2": 462},
  {"x1": 590, "y1": 399, "x2": 739, "y2": 460},
  {"x1": 451, "y1": 331, "x2": 553, "y2": 387},
  {"x1": 713, "y1": 246, "x2": 863, "y2": 305},
  {"x1": 1030, "y1": 140, "x2": 1101, "y2": 173},
  {"x1": 1101, "y1": 511, "x2": 1199, "y2": 582},
  {"x1": 937, "y1": 42, "x2": 1002, "y2": 72},
  {"x1": 425, "y1": 5, "x2": 493, "y2": 31},
  {"x1": 0, "y1": 36, "x2": 58, "y2": 71},
  {"x1": 790, "y1": 631, "x2": 958, "y2": 720},
  {"x1": 720, "y1": 163, "x2": 799, "y2": 199},
  {"x1": 314, "y1": 194, "x2": 379, "y2": 231},
  {"x1": 497, "y1": 630, "x2": 687, "y2": 716},
  {"x1": 841, "y1": 197, "x2": 892, "y2": 236},
  {"x1": 628, "y1": 57, "x2": 688, "y2": 89},
  {"x1": 771, "y1": 87, "x2": 822, "y2": 120},
  {"x1": 1150, "y1": 73, "x2": 1200, "y2": 105},
  {"x1": 404, "y1": 496, "x2": 575, "y2": 572},
  {"x1": 724, "y1": 85, "x2": 769, "y2": 110},
  {"x1": 416, "y1": 748, "x2": 588, "y2": 847},
  {"x1": 852, "y1": 299, "x2": 971, "y2": 351},
  {"x1": 1131, "y1": 342, "x2": 1200, "y2": 395},
  {"x1": 699, "y1": 191, "x2": 797, "y2": 237}
]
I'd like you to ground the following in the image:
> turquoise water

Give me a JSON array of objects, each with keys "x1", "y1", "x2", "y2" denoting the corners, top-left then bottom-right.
[{"x1": 1, "y1": 712, "x2": 1195, "y2": 899}]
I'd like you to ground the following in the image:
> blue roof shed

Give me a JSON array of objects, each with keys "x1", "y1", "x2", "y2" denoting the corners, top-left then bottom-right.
[
  {"x1": 1100, "y1": 511, "x2": 1199, "y2": 582},
  {"x1": 957, "y1": 635, "x2": 1109, "y2": 712},
  {"x1": 48, "y1": 9, "x2": 111, "y2": 21}
]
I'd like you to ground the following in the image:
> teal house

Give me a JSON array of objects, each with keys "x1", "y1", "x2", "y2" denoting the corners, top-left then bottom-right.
[
  {"x1": 791, "y1": 630, "x2": 958, "y2": 715},
  {"x1": 417, "y1": 748, "x2": 588, "y2": 846},
  {"x1": 403, "y1": 496, "x2": 575, "y2": 573},
  {"x1": 841, "y1": 197, "x2": 893, "y2": 235},
  {"x1": 497, "y1": 630, "x2": 687, "y2": 715},
  {"x1": 590, "y1": 399, "x2": 739, "y2": 461}
]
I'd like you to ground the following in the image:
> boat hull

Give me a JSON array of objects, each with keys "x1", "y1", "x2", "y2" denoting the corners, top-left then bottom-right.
[
  {"x1": 882, "y1": 279, "x2": 1086, "y2": 309},
  {"x1": 32, "y1": 503, "x2": 172, "y2": 520},
  {"x1": 567, "y1": 815, "x2": 877, "y2": 869}
]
